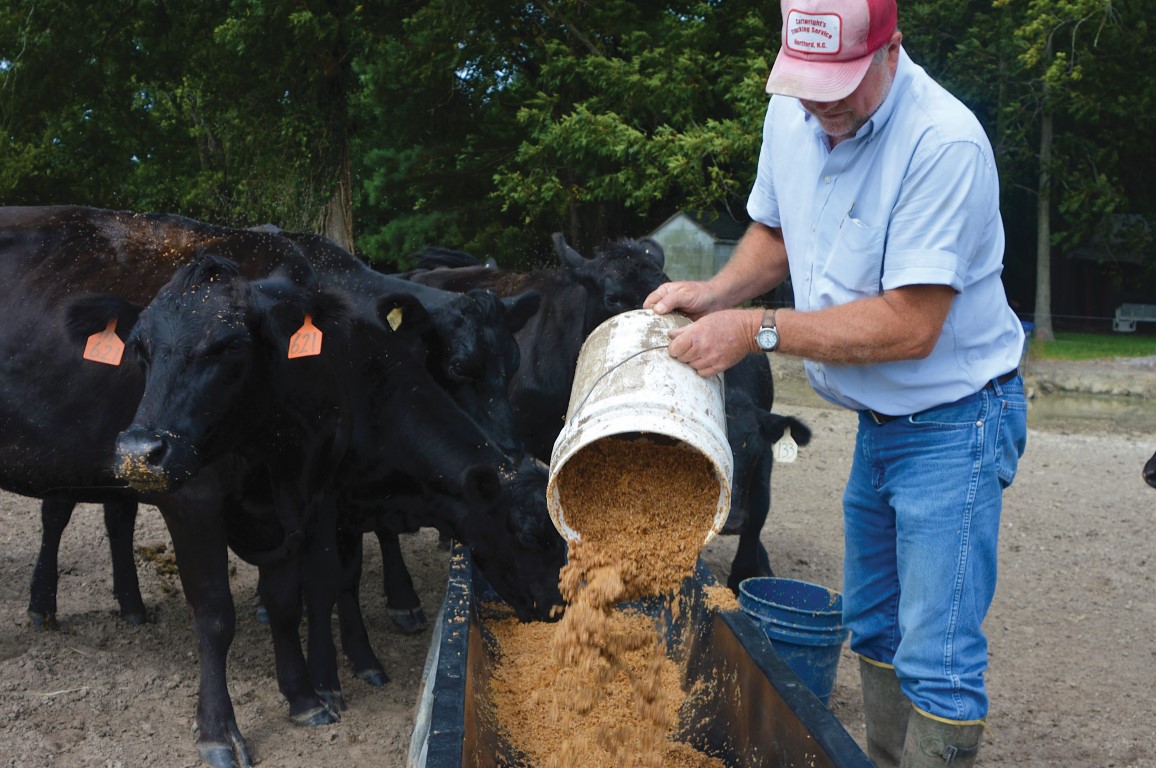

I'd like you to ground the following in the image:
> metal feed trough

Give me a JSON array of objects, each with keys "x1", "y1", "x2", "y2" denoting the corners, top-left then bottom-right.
[{"x1": 408, "y1": 547, "x2": 872, "y2": 768}]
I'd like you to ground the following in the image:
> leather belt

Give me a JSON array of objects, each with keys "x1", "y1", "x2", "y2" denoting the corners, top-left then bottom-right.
[{"x1": 866, "y1": 368, "x2": 1019, "y2": 426}]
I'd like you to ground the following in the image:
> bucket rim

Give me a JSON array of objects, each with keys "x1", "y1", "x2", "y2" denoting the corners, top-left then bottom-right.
[
  {"x1": 548, "y1": 414, "x2": 733, "y2": 545},
  {"x1": 738, "y1": 576, "x2": 844, "y2": 618}
]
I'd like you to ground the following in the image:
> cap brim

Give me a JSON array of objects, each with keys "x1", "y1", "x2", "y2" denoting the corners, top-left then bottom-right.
[{"x1": 765, "y1": 51, "x2": 874, "y2": 102}]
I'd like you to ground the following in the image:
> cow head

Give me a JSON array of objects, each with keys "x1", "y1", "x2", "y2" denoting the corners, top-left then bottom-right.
[
  {"x1": 422, "y1": 288, "x2": 540, "y2": 454},
  {"x1": 329, "y1": 294, "x2": 563, "y2": 621},
  {"x1": 113, "y1": 252, "x2": 329, "y2": 493},
  {"x1": 461, "y1": 452, "x2": 565, "y2": 620},
  {"x1": 552, "y1": 232, "x2": 669, "y2": 333}
]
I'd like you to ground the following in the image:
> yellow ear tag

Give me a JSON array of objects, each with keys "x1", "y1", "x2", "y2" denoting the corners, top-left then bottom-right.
[
  {"x1": 288, "y1": 314, "x2": 323, "y2": 359},
  {"x1": 83, "y1": 319, "x2": 125, "y2": 366},
  {"x1": 772, "y1": 425, "x2": 798, "y2": 464},
  {"x1": 386, "y1": 306, "x2": 404, "y2": 331}
]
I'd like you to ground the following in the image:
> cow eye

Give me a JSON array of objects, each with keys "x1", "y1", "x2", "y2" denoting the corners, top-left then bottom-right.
[{"x1": 212, "y1": 337, "x2": 250, "y2": 357}]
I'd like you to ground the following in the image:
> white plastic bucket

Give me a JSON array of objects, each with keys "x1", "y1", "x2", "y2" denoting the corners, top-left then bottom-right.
[{"x1": 546, "y1": 309, "x2": 733, "y2": 544}]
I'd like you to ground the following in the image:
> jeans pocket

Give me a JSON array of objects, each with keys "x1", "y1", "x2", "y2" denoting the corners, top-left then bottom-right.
[{"x1": 995, "y1": 396, "x2": 1029, "y2": 488}]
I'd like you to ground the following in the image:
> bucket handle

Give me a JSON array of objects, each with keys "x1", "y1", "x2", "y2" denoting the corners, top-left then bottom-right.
[{"x1": 568, "y1": 344, "x2": 726, "y2": 417}]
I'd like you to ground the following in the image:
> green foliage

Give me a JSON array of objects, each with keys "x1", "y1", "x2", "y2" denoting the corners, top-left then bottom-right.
[{"x1": 1, "y1": 0, "x2": 1154, "y2": 287}]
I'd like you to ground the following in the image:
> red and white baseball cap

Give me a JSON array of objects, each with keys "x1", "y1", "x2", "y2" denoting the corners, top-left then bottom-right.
[{"x1": 765, "y1": 0, "x2": 898, "y2": 102}]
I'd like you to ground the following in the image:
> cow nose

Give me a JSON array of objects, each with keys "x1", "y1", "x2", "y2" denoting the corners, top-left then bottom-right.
[
  {"x1": 116, "y1": 432, "x2": 169, "y2": 470},
  {"x1": 114, "y1": 429, "x2": 196, "y2": 492}
]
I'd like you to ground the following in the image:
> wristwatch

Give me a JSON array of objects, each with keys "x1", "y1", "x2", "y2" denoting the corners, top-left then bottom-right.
[{"x1": 755, "y1": 309, "x2": 780, "y2": 352}]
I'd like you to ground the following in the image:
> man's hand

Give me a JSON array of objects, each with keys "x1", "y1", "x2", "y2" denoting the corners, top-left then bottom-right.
[
  {"x1": 665, "y1": 308, "x2": 759, "y2": 378},
  {"x1": 643, "y1": 281, "x2": 718, "y2": 320}
]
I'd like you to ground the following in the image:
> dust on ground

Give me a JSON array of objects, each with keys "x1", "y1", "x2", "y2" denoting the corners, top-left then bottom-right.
[{"x1": 0, "y1": 355, "x2": 1153, "y2": 767}]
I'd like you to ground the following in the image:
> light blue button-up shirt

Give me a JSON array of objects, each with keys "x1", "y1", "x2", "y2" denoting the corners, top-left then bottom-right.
[{"x1": 747, "y1": 48, "x2": 1023, "y2": 415}]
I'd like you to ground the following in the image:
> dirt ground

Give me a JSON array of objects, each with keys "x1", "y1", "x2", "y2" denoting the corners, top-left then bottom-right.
[{"x1": 0, "y1": 355, "x2": 1153, "y2": 767}]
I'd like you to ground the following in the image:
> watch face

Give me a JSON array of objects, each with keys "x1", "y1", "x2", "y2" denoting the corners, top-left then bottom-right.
[{"x1": 756, "y1": 326, "x2": 779, "y2": 351}]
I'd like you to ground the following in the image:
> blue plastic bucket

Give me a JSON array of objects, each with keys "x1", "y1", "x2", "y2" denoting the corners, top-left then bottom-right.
[{"x1": 738, "y1": 577, "x2": 849, "y2": 706}]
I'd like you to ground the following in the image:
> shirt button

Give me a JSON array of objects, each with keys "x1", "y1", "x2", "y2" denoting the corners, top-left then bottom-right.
[
  {"x1": 811, "y1": 224, "x2": 817, "y2": 231},
  {"x1": 824, "y1": 176, "x2": 832, "y2": 184}
]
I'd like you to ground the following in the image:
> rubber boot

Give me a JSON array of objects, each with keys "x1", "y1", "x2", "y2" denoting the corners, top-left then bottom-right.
[
  {"x1": 858, "y1": 656, "x2": 911, "y2": 768},
  {"x1": 899, "y1": 708, "x2": 984, "y2": 767}
]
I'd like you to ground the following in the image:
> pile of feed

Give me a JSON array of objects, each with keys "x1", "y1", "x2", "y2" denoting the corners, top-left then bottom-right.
[{"x1": 488, "y1": 436, "x2": 728, "y2": 767}]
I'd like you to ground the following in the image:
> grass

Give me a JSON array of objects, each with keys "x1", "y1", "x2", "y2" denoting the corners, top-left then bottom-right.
[{"x1": 1027, "y1": 331, "x2": 1156, "y2": 362}]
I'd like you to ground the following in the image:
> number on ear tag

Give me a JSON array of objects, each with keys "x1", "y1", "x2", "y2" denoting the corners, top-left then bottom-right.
[
  {"x1": 772, "y1": 425, "x2": 798, "y2": 464},
  {"x1": 288, "y1": 315, "x2": 323, "y2": 359},
  {"x1": 386, "y1": 306, "x2": 404, "y2": 331},
  {"x1": 83, "y1": 319, "x2": 125, "y2": 366}
]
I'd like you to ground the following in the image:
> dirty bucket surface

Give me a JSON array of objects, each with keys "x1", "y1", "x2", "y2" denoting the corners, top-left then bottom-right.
[{"x1": 738, "y1": 577, "x2": 849, "y2": 706}]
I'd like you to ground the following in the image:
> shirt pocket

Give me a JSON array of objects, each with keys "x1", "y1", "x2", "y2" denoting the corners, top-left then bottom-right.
[{"x1": 819, "y1": 218, "x2": 886, "y2": 298}]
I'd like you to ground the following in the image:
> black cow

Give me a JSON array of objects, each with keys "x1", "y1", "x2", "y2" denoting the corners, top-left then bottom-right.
[
  {"x1": 721, "y1": 356, "x2": 813, "y2": 591},
  {"x1": 1145, "y1": 451, "x2": 1156, "y2": 488},
  {"x1": 407, "y1": 235, "x2": 809, "y2": 590},
  {"x1": 264, "y1": 229, "x2": 543, "y2": 635},
  {"x1": 3, "y1": 208, "x2": 542, "y2": 629},
  {"x1": 0, "y1": 206, "x2": 562, "y2": 768}
]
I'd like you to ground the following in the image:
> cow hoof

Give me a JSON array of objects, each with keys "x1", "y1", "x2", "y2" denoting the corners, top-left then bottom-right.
[
  {"x1": 317, "y1": 689, "x2": 347, "y2": 713},
  {"x1": 356, "y1": 667, "x2": 390, "y2": 688},
  {"x1": 197, "y1": 739, "x2": 253, "y2": 768},
  {"x1": 27, "y1": 611, "x2": 59, "y2": 631},
  {"x1": 291, "y1": 705, "x2": 340, "y2": 727},
  {"x1": 120, "y1": 610, "x2": 147, "y2": 626},
  {"x1": 388, "y1": 607, "x2": 428, "y2": 634}
]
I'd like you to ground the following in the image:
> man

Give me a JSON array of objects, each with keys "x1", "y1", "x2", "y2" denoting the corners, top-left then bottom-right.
[{"x1": 644, "y1": 1, "x2": 1028, "y2": 765}]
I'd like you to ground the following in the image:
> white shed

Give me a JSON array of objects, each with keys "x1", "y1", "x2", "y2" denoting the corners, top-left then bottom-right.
[{"x1": 647, "y1": 210, "x2": 747, "y2": 282}]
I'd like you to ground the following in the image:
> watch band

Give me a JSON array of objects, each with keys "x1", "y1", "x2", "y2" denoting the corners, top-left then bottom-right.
[{"x1": 761, "y1": 308, "x2": 777, "y2": 330}]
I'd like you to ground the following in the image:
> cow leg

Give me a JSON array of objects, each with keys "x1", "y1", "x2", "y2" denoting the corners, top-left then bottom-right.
[
  {"x1": 256, "y1": 559, "x2": 339, "y2": 726},
  {"x1": 335, "y1": 529, "x2": 388, "y2": 686},
  {"x1": 376, "y1": 529, "x2": 427, "y2": 634},
  {"x1": 104, "y1": 501, "x2": 147, "y2": 624},
  {"x1": 159, "y1": 499, "x2": 252, "y2": 768},
  {"x1": 727, "y1": 479, "x2": 774, "y2": 593},
  {"x1": 301, "y1": 502, "x2": 345, "y2": 714},
  {"x1": 28, "y1": 499, "x2": 74, "y2": 630}
]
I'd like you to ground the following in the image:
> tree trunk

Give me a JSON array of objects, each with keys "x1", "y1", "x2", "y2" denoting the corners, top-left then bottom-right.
[
  {"x1": 317, "y1": 145, "x2": 355, "y2": 253},
  {"x1": 1032, "y1": 42, "x2": 1055, "y2": 342}
]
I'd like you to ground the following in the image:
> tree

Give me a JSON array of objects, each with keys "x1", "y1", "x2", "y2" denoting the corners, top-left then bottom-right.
[
  {"x1": 992, "y1": 0, "x2": 1153, "y2": 338},
  {"x1": 352, "y1": 0, "x2": 776, "y2": 266}
]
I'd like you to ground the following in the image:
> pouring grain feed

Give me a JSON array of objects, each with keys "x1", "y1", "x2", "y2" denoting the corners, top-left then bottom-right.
[{"x1": 486, "y1": 436, "x2": 726, "y2": 767}]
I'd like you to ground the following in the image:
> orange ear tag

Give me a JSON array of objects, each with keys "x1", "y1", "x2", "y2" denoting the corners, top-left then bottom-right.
[
  {"x1": 83, "y1": 319, "x2": 125, "y2": 366},
  {"x1": 288, "y1": 314, "x2": 323, "y2": 359}
]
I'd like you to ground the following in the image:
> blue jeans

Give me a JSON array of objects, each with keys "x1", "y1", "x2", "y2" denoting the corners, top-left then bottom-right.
[{"x1": 843, "y1": 375, "x2": 1027, "y2": 721}]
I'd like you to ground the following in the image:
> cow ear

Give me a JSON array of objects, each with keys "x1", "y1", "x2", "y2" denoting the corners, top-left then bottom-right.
[
  {"x1": 253, "y1": 279, "x2": 347, "y2": 347},
  {"x1": 760, "y1": 414, "x2": 813, "y2": 448},
  {"x1": 63, "y1": 295, "x2": 144, "y2": 344},
  {"x1": 501, "y1": 290, "x2": 541, "y2": 334},
  {"x1": 463, "y1": 464, "x2": 502, "y2": 508},
  {"x1": 552, "y1": 232, "x2": 587, "y2": 268},
  {"x1": 638, "y1": 237, "x2": 665, "y2": 269},
  {"x1": 375, "y1": 293, "x2": 432, "y2": 335}
]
